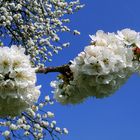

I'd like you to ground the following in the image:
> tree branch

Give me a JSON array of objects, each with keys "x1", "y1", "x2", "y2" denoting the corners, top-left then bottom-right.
[{"x1": 36, "y1": 64, "x2": 71, "y2": 74}]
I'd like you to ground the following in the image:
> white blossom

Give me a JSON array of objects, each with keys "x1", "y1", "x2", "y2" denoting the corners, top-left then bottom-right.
[
  {"x1": 63, "y1": 128, "x2": 69, "y2": 134},
  {"x1": 55, "y1": 127, "x2": 61, "y2": 132},
  {"x1": 45, "y1": 95, "x2": 50, "y2": 102},
  {"x1": 26, "y1": 108, "x2": 36, "y2": 117},
  {"x1": 24, "y1": 131, "x2": 30, "y2": 136},
  {"x1": 10, "y1": 124, "x2": 18, "y2": 130},
  {"x1": 39, "y1": 103, "x2": 44, "y2": 108},
  {"x1": 2, "y1": 130, "x2": 10, "y2": 137},
  {"x1": 23, "y1": 125, "x2": 30, "y2": 130},
  {"x1": 52, "y1": 121, "x2": 56, "y2": 125},
  {"x1": 0, "y1": 45, "x2": 41, "y2": 117},
  {"x1": 41, "y1": 121, "x2": 49, "y2": 127},
  {"x1": 17, "y1": 119, "x2": 23, "y2": 125},
  {"x1": 51, "y1": 29, "x2": 140, "y2": 104},
  {"x1": 37, "y1": 133, "x2": 43, "y2": 139},
  {"x1": 117, "y1": 28, "x2": 140, "y2": 47},
  {"x1": 47, "y1": 111, "x2": 54, "y2": 118},
  {"x1": 34, "y1": 124, "x2": 41, "y2": 130}
]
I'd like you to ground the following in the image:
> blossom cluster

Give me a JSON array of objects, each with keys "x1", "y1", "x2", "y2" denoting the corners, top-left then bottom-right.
[
  {"x1": 0, "y1": 96, "x2": 68, "y2": 139},
  {"x1": 51, "y1": 29, "x2": 140, "y2": 104},
  {"x1": 0, "y1": 45, "x2": 40, "y2": 117},
  {"x1": 0, "y1": 0, "x2": 84, "y2": 66}
]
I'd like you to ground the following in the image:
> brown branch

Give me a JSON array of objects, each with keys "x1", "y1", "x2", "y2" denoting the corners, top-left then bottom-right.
[{"x1": 36, "y1": 64, "x2": 71, "y2": 74}]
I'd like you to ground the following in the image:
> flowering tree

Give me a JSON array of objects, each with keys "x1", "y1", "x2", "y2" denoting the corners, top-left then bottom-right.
[
  {"x1": 0, "y1": 0, "x2": 83, "y2": 139},
  {"x1": 0, "y1": 0, "x2": 140, "y2": 140}
]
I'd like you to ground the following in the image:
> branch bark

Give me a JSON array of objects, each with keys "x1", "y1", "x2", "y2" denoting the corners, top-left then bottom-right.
[{"x1": 36, "y1": 64, "x2": 71, "y2": 74}]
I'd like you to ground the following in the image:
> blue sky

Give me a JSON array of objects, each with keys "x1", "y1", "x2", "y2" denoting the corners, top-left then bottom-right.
[{"x1": 38, "y1": 0, "x2": 140, "y2": 140}]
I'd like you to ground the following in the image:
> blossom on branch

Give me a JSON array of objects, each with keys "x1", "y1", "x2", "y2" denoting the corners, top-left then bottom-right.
[
  {"x1": 0, "y1": 0, "x2": 84, "y2": 66},
  {"x1": 0, "y1": 96, "x2": 68, "y2": 139},
  {"x1": 51, "y1": 29, "x2": 140, "y2": 104},
  {"x1": 0, "y1": 45, "x2": 40, "y2": 117},
  {"x1": 0, "y1": 0, "x2": 84, "y2": 139}
]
